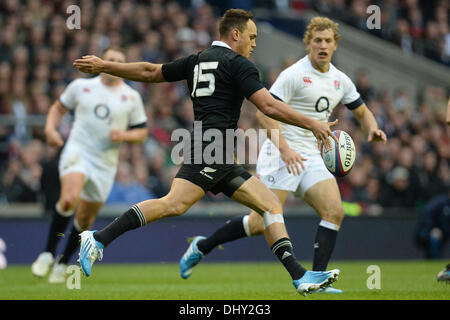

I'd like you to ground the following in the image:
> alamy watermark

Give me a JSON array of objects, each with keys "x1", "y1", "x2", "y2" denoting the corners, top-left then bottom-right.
[
  {"x1": 366, "y1": 5, "x2": 381, "y2": 30},
  {"x1": 170, "y1": 121, "x2": 281, "y2": 166},
  {"x1": 366, "y1": 265, "x2": 381, "y2": 289},
  {"x1": 66, "y1": 265, "x2": 81, "y2": 290},
  {"x1": 66, "y1": 5, "x2": 81, "y2": 30}
]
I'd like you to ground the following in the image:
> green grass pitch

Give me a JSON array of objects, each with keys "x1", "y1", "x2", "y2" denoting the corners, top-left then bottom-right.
[{"x1": 1, "y1": 260, "x2": 448, "y2": 300}]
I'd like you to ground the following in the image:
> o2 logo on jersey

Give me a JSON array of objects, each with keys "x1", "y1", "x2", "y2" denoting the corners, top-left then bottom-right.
[
  {"x1": 94, "y1": 104, "x2": 111, "y2": 120},
  {"x1": 315, "y1": 96, "x2": 330, "y2": 112}
]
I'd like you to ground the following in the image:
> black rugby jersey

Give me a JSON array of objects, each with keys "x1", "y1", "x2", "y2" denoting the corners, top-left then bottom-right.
[{"x1": 161, "y1": 44, "x2": 263, "y2": 131}]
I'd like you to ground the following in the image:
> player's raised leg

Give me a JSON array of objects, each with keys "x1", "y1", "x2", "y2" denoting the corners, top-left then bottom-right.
[
  {"x1": 179, "y1": 188, "x2": 285, "y2": 280},
  {"x1": 193, "y1": 190, "x2": 286, "y2": 260},
  {"x1": 78, "y1": 178, "x2": 205, "y2": 276},
  {"x1": 49, "y1": 200, "x2": 102, "y2": 283},
  {"x1": 32, "y1": 172, "x2": 85, "y2": 277},
  {"x1": 230, "y1": 176, "x2": 339, "y2": 295}
]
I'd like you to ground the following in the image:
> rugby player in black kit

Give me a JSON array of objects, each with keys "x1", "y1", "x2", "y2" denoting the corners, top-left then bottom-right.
[{"x1": 73, "y1": 9, "x2": 340, "y2": 295}]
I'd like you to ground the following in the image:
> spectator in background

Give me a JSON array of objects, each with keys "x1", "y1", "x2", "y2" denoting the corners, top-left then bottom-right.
[
  {"x1": 355, "y1": 69, "x2": 376, "y2": 102},
  {"x1": 40, "y1": 145, "x2": 60, "y2": 215},
  {"x1": 106, "y1": 161, "x2": 155, "y2": 205},
  {"x1": 379, "y1": 166, "x2": 416, "y2": 207},
  {"x1": 0, "y1": 0, "x2": 448, "y2": 216},
  {"x1": 418, "y1": 149, "x2": 447, "y2": 203},
  {"x1": 414, "y1": 191, "x2": 450, "y2": 259}
]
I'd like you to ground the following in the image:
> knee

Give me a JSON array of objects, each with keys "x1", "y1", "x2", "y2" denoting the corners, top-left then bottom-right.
[
  {"x1": 321, "y1": 206, "x2": 345, "y2": 225},
  {"x1": 59, "y1": 193, "x2": 79, "y2": 212},
  {"x1": 161, "y1": 198, "x2": 190, "y2": 218},
  {"x1": 247, "y1": 213, "x2": 265, "y2": 236}
]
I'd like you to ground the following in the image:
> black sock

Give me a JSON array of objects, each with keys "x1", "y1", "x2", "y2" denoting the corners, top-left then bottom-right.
[
  {"x1": 197, "y1": 215, "x2": 247, "y2": 255},
  {"x1": 60, "y1": 224, "x2": 83, "y2": 264},
  {"x1": 93, "y1": 205, "x2": 146, "y2": 248},
  {"x1": 313, "y1": 224, "x2": 338, "y2": 271},
  {"x1": 271, "y1": 238, "x2": 306, "y2": 280},
  {"x1": 44, "y1": 206, "x2": 72, "y2": 255}
]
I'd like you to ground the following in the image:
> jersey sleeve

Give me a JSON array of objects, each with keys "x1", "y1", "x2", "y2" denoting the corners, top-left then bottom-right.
[
  {"x1": 59, "y1": 79, "x2": 82, "y2": 110},
  {"x1": 341, "y1": 73, "x2": 363, "y2": 110},
  {"x1": 161, "y1": 55, "x2": 196, "y2": 82},
  {"x1": 231, "y1": 56, "x2": 264, "y2": 99},
  {"x1": 269, "y1": 66, "x2": 299, "y2": 103},
  {"x1": 128, "y1": 91, "x2": 147, "y2": 128}
]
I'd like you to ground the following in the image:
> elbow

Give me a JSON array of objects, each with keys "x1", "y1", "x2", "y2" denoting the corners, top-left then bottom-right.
[
  {"x1": 142, "y1": 63, "x2": 155, "y2": 83},
  {"x1": 138, "y1": 131, "x2": 148, "y2": 144},
  {"x1": 141, "y1": 70, "x2": 153, "y2": 83},
  {"x1": 135, "y1": 133, "x2": 147, "y2": 144}
]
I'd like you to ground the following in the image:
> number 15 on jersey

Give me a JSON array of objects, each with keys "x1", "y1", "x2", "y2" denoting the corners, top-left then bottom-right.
[{"x1": 191, "y1": 62, "x2": 219, "y2": 98}]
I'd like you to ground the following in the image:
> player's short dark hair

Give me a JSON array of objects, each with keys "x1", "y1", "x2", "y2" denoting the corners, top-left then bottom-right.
[
  {"x1": 218, "y1": 9, "x2": 254, "y2": 38},
  {"x1": 101, "y1": 46, "x2": 126, "y2": 58}
]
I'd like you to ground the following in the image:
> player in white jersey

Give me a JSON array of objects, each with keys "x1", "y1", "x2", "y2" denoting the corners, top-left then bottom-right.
[
  {"x1": 180, "y1": 17, "x2": 387, "y2": 293},
  {"x1": 31, "y1": 47, "x2": 147, "y2": 283}
]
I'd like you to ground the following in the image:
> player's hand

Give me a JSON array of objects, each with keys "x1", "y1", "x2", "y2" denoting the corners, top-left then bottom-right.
[
  {"x1": 73, "y1": 55, "x2": 105, "y2": 74},
  {"x1": 368, "y1": 128, "x2": 387, "y2": 144},
  {"x1": 45, "y1": 129, "x2": 64, "y2": 148},
  {"x1": 110, "y1": 129, "x2": 125, "y2": 142},
  {"x1": 312, "y1": 119, "x2": 339, "y2": 151},
  {"x1": 280, "y1": 147, "x2": 306, "y2": 176}
]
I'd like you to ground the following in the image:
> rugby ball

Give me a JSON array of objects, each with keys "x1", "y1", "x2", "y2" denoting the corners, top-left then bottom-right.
[{"x1": 321, "y1": 130, "x2": 356, "y2": 177}]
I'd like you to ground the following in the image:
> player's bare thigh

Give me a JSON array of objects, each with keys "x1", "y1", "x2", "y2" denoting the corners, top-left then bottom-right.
[
  {"x1": 136, "y1": 178, "x2": 205, "y2": 223},
  {"x1": 59, "y1": 172, "x2": 85, "y2": 212},
  {"x1": 247, "y1": 189, "x2": 289, "y2": 236},
  {"x1": 303, "y1": 178, "x2": 344, "y2": 225},
  {"x1": 75, "y1": 200, "x2": 103, "y2": 230}
]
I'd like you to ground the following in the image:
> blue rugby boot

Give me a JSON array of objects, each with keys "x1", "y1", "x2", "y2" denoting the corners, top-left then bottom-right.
[
  {"x1": 313, "y1": 286, "x2": 343, "y2": 293},
  {"x1": 180, "y1": 236, "x2": 206, "y2": 279},
  {"x1": 78, "y1": 230, "x2": 104, "y2": 277},
  {"x1": 293, "y1": 269, "x2": 340, "y2": 296}
]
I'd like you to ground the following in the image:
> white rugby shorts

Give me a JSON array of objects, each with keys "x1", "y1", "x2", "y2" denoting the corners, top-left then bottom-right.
[
  {"x1": 256, "y1": 139, "x2": 334, "y2": 198},
  {"x1": 58, "y1": 146, "x2": 116, "y2": 203}
]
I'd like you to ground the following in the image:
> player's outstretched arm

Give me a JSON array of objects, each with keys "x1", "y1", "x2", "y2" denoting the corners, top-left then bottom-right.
[
  {"x1": 249, "y1": 88, "x2": 338, "y2": 150},
  {"x1": 73, "y1": 55, "x2": 165, "y2": 83},
  {"x1": 351, "y1": 103, "x2": 387, "y2": 144}
]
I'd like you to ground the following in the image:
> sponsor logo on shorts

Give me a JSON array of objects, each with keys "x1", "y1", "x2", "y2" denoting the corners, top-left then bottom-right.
[{"x1": 200, "y1": 167, "x2": 216, "y2": 180}]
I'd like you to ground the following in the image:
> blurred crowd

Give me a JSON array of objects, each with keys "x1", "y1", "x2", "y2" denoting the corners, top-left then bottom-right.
[
  {"x1": 312, "y1": 0, "x2": 450, "y2": 66},
  {"x1": 0, "y1": 0, "x2": 448, "y2": 217}
]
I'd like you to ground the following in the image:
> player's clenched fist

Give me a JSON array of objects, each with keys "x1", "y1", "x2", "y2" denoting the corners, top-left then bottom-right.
[{"x1": 74, "y1": 55, "x2": 105, "y2": 74}]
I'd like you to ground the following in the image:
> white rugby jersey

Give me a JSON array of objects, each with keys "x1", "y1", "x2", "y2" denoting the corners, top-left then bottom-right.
[
  {"x1": 59, "y1": 76, "x2": 147, "y2": 168},
  {"x1": 269, "y1": 55, "x2": 362, "y2": 155}
]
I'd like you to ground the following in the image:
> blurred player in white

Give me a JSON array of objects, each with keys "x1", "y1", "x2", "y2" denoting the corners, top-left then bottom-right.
[
  {"x1": 31, "y1": 47, "x2": 147, "y2": 283},
  {"x1": 181, "y1": 17, "x2": 387, "y2": 293}
]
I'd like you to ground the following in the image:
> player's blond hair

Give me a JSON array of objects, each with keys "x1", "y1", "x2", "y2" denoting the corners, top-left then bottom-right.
[{"x1": 303, "y1": 17, "x2": 341, "y2": 45}]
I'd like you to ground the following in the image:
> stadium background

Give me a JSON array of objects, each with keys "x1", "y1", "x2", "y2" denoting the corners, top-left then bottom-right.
[{"x1": 0, "y1": 0, "x2": 448, "y2": 266}]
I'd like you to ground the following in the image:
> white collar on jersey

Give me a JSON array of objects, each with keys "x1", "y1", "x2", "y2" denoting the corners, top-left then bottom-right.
[
  {"x1": 211, "y1": 40, "x2": 232, "y2": 50},
  {"x1": 305, "y1": 55, "x2": 334, "y2": 74}
]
